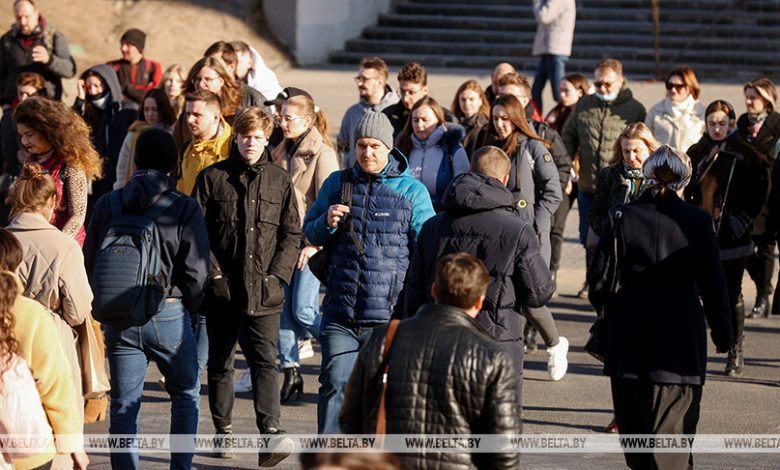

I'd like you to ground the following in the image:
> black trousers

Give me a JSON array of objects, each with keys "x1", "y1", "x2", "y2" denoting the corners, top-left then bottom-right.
[
  {"x1": 746, "y1": 236, "x2": 776, "y2": 300},
  {"x1": 207, "y1": 311, "x2": 281, "y2": 433},
  {"x1": 611, "y1": 377, "x2": 702, "y2": 470},
  {"x1": 722, "y1": 256, "x2": 748, "y2": 342},
  {"x1": 550, "y1": 185, "x2": 576, "y2": 272}
]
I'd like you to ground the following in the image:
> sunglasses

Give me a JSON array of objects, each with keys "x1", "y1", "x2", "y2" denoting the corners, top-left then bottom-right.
[
  {"x1": 665, "y1": 82, "x2": 686, "y2": 91},
  {"x1": 593, "y1": 80, "x2": 615, "y2": 89}
]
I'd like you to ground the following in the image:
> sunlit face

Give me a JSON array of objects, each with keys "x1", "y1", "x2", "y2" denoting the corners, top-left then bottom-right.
[
  {"x1": 744, "y1": 88, "x2": 767, "y2": 115},
  {"x1": 235, "y1": 50, "x2": 253, "y2": 80},
  {"x1": 236, "y1": 128, "x2": 268, "y2": 165},
  {"x1": 14, "y1": 1, "x2": 38, "y2": 36},
  {"x1": 164, "y1": 73, "x2": 185, "y2": 98},
  {"x1": 411, "y1": 105, "x2": 439, "y2": 141},
  {"x1": 186, "y1": 100, "x2": 220, "y2": 141},
  {"x1": 355, "y1": 67, "x2": 384, "y2": 100},
  {"x1": 85, "y1": 76, "x2": 105, "y2": 97},
  {"x1": 665, "y1": 74, "x2": 690, "y2": 103},
  {"x1": 355, "y1": 137, "x2": 390, "y2": 174},
  {"x1": 17, "y1": 123, "x2": 52, "y2": 156},
  {"x1": 559, "y1": 79, "x2": 582, "y2": 107},
  {"x1": 279, "y1": 103, "x2": 312, "y2": 140},
  {"x1": 17, "y1": 84, "x2": 39, "y2": 102},
  {"x1": 120, "y1": 41, "x2": 143, "y2": 64},
  {"x1": 398, "y1": 80, "x2": 427, "y2": 110},
  {"x1": 706, "y1": 110, "x2": 731, "y2": 141},
  {"x1": 593, "y1": 68, "x2": 623, "y2": 96},
  {"x1": 491, "y1": 104, "x2": 515, "y2": 140},
  {"x1": 192, "y1": 67, "x2": 224, "y2": 94},
  {"x1": 499, "y1": 84, "x2": 529, "y2": 108},
  {"x1": 621, "y1": 138, "x2": 650, "y2": 169},
  {"x1": 143, "y1": 97, "x2": 160, "y2": 125},
  {"x1": 458, "y1": 89, "x2": 482, "y2": 118}
]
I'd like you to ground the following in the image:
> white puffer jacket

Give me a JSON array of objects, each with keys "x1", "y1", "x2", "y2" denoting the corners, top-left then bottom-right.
[{"x1": 645, "y1": 95, "x2": 706, "y2": 152}]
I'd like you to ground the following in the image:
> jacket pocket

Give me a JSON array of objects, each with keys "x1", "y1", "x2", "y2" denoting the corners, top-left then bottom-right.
[
  {"x1": 213, "y1": 190, "x2": 239, "y2": 223},
  {"x1": 258, "y1": 191, "x2": 282, "y2": 226},
  {"x1": 261, "y1": 275, "x2": 285, "y2": 308}
]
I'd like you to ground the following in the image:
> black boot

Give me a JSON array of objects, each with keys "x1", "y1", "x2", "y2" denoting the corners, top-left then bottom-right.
[
  {"x1": 748, "y1": 296, "x2": 770, "y2": 318},
  {"x1": 524, "y1": 323, "x2": 538, "y2": 354},
  {"x1": 280, "y1": 367, "x2": 304, "y2": 404},
  {"x1": 725, "y1": 339, "x2": 744, "y2": 378},
  {"x1": 258, "y1": 428, "x2": 294, "y2": 467}
]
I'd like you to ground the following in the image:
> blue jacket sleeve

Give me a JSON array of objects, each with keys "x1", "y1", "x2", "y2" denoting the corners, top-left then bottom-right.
[
  {"x1": 304, "y1": 170, "x2": 341, "y2": 246},
  {"x1": 406, "y1": 180, "x2": 435, "y2": 244}
]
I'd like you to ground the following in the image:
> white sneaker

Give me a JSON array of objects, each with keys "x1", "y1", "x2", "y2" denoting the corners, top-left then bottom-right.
[
  {"x1": 234, "y1": 370, "x2": 252, "y2": 393},
  {"x1": 298, "y1": 338, "x2": 314, "y2": 359},
  {"x1": 547, "y1": 336, "x2": 569, "y2": 381}
]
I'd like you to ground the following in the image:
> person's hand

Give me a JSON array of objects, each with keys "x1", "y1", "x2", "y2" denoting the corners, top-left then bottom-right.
[
  {"x1": 31, "y1": 45, "x2": 50, "y2": 64},
  {"x1": 76, "y1": 79, "x2": 86, "y2": 100},
  {"x1": 564, "y1": 179, "x2": 573, "y2": 196},
  {"x1": 71, "y1": 451, "x2": 89, "y2": 470},
  {"x1": 326, "y1": 204, "x2": 350, "y2": 228},
  {"x1": 297, "y1": 245, "x2": 320, "y2": 270}
]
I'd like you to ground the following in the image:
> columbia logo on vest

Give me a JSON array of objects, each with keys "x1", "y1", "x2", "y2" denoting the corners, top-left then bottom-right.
[{"x1": 374, "y1": 212, "x2": 390, "y2": 217}]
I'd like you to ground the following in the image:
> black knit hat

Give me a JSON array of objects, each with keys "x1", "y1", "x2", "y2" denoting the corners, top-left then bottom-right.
[
  {"x1": 263, "y1": 87, "x2": 313, "y2": 107},
  {"x1": 135, "y1": 129, "x2": 178, "y2": 174},
  {"x1": 121, "y1": 28, "x2": 146, "y2": 53}
]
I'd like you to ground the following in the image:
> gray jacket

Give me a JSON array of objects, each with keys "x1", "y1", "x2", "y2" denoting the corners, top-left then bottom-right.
[
  {"x1": 337, "y1": 86, "x2": 399, "y2": 168},
  {"x1": 509, "y1": 136, "x2": 562, "y2": 235},
  {"x1": 532, "y1": 0, "x2": 576, "y2": 57}
]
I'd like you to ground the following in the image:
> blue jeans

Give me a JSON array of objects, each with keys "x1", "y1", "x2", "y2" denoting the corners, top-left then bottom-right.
[
  {"x1": 279, "y1": 264, "x2": 322, "y2": 368},
  {"x1": 578, "y1": 190, "x2": 595, "y2": 246},
  {"x1": 195, "y1": 314, "x2": 208, "y2": 378},
  {"x1": 104, "y1": 300, "x2": 199, "y2": 470},
  {"x1": 532, "y1": 54, "x2": 568, "y2": 111},
  {"x1": 317, "y1": 316, "x2": 379, "y2": 433}
]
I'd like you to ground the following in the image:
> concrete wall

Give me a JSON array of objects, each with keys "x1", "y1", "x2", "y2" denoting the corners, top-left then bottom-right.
[{"x1": 263, "y1": 0, "x2": 391, "y2": 65}]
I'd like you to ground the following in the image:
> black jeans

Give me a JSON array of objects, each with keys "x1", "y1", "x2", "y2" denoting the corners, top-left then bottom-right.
[
  {"x1": 722, "y1": 257, "x2": 748, "y2": 342},
  {"x1": 746, "y1": 235, "x2": 776, "y2": 300},
  {"x1": 550, "y1": 184, "x2": 576, "y2": 273},
  {"x1": 207, "y1": 311, "x2": 281, "y2": 433}
]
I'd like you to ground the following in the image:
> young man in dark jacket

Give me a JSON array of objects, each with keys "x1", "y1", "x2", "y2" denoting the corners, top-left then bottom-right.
[
  {"x1": 108, "y1": 28, "x2": 163, "y2": 108},
  {"x1": 405, "y1": 145, "x2": 555, "y2": 411},
  {"x1": 342, "y1": 253, "x2": 521, "y2": 469},
  {"x1": 83, "y1": 129, "x2": 210, "y2": 470},
  {"x1": 192, "y1": 107, "x2": 301, "y2": 466}
]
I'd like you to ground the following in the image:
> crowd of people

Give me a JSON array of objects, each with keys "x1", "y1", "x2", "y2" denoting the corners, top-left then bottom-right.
[{"x1": 0, "y1": 0, "x2": 777, "y2": 469}]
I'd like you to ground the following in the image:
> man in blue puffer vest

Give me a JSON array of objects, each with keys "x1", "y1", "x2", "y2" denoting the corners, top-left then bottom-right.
[{"x1": 304, "y1": 111, "x2": 435, "y2": 433}]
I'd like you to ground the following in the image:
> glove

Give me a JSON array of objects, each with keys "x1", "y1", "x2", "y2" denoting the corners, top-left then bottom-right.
[
  {"x1": 728, "y1": 212, "x2": 751, "y2": 239},
  {"x1": 202, "y1": 275, "x2": 231, "y2": 315}
]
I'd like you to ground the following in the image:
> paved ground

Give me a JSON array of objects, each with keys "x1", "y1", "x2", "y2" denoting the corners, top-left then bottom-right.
[{"x1": 84, "y1": 67, "x2": 780, "y2": 469}]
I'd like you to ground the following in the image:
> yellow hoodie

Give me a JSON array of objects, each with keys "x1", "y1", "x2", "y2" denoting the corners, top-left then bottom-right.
[{"x1": 177, "y1": 117, "x2": 232, "y2": 195}]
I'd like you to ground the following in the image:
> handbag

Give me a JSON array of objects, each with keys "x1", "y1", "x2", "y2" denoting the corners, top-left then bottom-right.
[
  {"x1": 77, "y1": 315, "x2": 111, "y2": 399},
  {"x1": 375, "y1": 319, "x2": 401, "y2": 445},
  {"x1": 309, "y1": 168, "x2": 361, "y2": 283},
  {"x1": 584, "y1": 210, "x2": 624, "y2": 362}
]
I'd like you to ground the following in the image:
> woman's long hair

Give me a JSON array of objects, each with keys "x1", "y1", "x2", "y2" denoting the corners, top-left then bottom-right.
[
  {"x1": 396, "y1": 96, "x2": 446, "y2": 157},
  {"x1": 13, "y1": 96, "x2": 103, "y2": 181},
  {"x1": 283, "y1": 95, "x2": 334, "y2": 149},
  {"x1": 608, "y1": 122, "x2": 661, "y2": 166},
  {"x1": 161, "y1": 64, "x2": 187, "y2": 117},
  {"x1": 185, "y1": 57, "x2": 242, "y2": 116},
  {"x1": 138, "y1": 88, "x2": 176, "y2": 127},
  {"x1": 451, "y1": 79, "x2": 489, "y2": 121},
  {"x1": 0, "y1": 271, "x2": 19, "y2": 373},
  {"x1": 487, "y1": 95, "x2": 550, "y2": 155}
]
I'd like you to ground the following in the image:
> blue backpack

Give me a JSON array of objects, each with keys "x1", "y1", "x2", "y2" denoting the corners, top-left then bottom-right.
[{"x1": 91, "y1": 190, "x2": 181, "y2": 327}]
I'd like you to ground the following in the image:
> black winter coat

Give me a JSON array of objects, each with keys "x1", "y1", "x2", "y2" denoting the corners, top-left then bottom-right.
[
  {"x1": 588, "y1": 164, "x2": 643, "y2": 237},
  {"x1": 340, "y1": 303, "x2": 520, "y2": 470},
  {"x1": 588, "y1": 191, "x2": 733, "y2": 385},
  {"x1": 192, "y1": 146, "x2": 301, "y2": 316},
  {"x1": 685, "y1": 132, "x2": 769, "y2": 259},
  {"x1": 737, "y1": 112, "x2": 780, "y2": 236},
  {"x1": 405, "y1": 172, "x2": 554, "y2": 342}
]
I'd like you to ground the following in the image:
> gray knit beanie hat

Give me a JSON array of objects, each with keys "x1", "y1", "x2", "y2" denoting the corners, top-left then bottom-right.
[{"x1": 355, "y1": 111, "x2": 394, "y2": 149}]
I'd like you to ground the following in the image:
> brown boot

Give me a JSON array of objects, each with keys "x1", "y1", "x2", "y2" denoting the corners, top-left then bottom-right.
[{"x1": 84, "y1": 394, "x2": 108, "y2": 423}]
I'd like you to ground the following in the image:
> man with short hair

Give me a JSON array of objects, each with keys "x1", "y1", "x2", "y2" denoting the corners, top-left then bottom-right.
[
  {"x1": 338, "y1": 56, "x2": 398, "y2": 168},
  {"x1": 382, "y1": 61, "x2": 457, "y2": 137},
  {"x1": 562, "y1": 58, "x2": 646, "y2": 296},
  {"x1": 405, "y1": 146, "x2": 556, "y2": 412},
  {"x1": 108, "y1": 28, "x2": 163, "y2": 108},
  {"x1": 84, "y1": 129, "x2": 210, "y2": 470},
  {"x1": 342, "y1": 253, "x2": 520, "y2": 468},
  {"x1": 176, "y1": 89, "x2": 232, "y2": 195},
  {"x1": 0, "y1": 0, "x2": 76, "y2": 105},
  {"x1": 193, "y1": 107, "x2": 301, "y2": 465},
  {"x1": 485, "y1": 62, "x2": 516, "y2": 104},
  {"x1": 231, "y1": 40, "x2": 284, "y2": 105},
  {"x1": 305, "y1": 111, "x2": 435, "y2": 433}
]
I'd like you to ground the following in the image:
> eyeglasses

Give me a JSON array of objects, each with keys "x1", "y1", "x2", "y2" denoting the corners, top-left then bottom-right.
[
  {"x1": 593, "y1": 80, "x2": 616, "y2": 90},
  {"x1": 398, "y1": 87, "x2": 424, "y2": 98},
  {"x1": 665, "y1": 82, "x2": 686, "y2": 91},
  {"x1": 354, "y1": 75, "x2": 378, "y2": 84},
  {"x1": 275, "y1": 115, "x2": 305, "y2": 124}
]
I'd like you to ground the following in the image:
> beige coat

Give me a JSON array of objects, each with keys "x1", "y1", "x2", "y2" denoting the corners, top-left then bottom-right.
[
  {"x1": 645, "y1": 95, "x2": 706, "y2": 152},
  {"x1": 272, "y1": 127, "x2": 340, "y2": 226},
  {"x1": 8, "y1": 212, "x2": 92, "y2": 328}
]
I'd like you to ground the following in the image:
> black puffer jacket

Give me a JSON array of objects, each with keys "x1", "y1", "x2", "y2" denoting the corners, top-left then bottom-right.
[
  {"x1": 340, "y1": 303, "x2": 520, "y2": 470},
  {"x1": 405, "y1": 172, "x2": 554, "y2": 342},
  {"x1": 191, "y1": 145, "x2": 301, "y2": 316}
]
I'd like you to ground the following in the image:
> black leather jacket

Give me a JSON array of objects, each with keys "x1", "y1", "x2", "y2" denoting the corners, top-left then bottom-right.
[{"x1": 340, "y1": 303, "x2": 520, "y2": 470}]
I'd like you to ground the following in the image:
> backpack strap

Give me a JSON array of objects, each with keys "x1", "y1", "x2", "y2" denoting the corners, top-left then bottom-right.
[
  {"x1": 109, "y1": 190, "x2": 123, "y2": 218},
  {"x1": 339, "y1": 168, "x2": 364, "y2": 257},
  {"x1": 143, "y1": 191, "x2": 182, "y2": 221}
]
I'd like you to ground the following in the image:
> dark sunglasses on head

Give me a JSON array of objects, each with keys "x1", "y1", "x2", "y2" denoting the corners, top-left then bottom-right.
[{"x1": 665, "y1": 82, "x2": 686, "y2": 91}]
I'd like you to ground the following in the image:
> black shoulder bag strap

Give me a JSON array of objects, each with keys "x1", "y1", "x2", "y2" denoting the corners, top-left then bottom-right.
[{"x1": 340, "y1": 169, "x2": 365, "y2": 257}]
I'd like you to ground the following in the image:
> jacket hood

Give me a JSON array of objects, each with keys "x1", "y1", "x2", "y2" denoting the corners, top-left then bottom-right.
[
  {"x1": 412, "y1": 124, "x2": 466, "y2": 151},
  {"x1": 613, "y1": 87, "x2": 636, "y2": 105},
  {"x1": 360, "y1": 85, "x2": 398, "y2": 111},
  {"x1": 121, "y1": 169, "x2": 178, "y2": 211},
  {"x1": 440, "y1": 172, "x2": 516, "y2": 213},
  {"x1": 81, "y1": 64, "x2": 123, "y2": 105}
]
